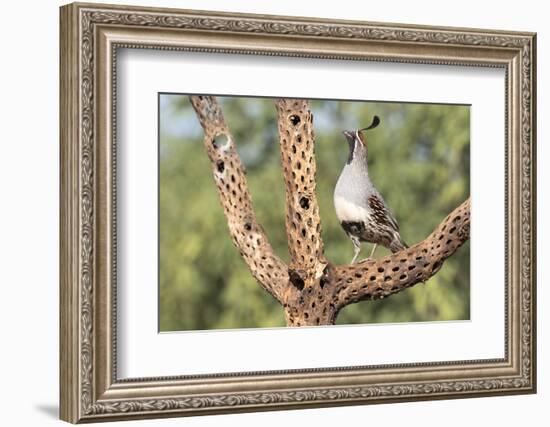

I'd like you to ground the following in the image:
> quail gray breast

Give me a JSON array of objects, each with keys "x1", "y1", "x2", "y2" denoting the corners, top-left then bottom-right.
[{"x1": 333, "y1": 116, "x2": 408, "y2": 264}]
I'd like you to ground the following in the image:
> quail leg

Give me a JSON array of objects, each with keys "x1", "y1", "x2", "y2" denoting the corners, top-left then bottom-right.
[
  {"x1": 350, "y1": 237, "x2": 362, "y2": 264},
  {"x1": 368, "y1": 244, "x2": 378, "y2": 259},
  {"x1": 358, "y1": 243, "x2": 378, "y2": 264},
  {"x1": 358, "y1": 244, "x2": 378, "y2": 263}
]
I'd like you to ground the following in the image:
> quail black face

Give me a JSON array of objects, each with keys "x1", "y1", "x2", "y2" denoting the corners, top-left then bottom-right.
[
  {"x1": 342, "y1": 115, "x2": 380, "y2": 164},
  {"x1": 343, "y1": 130, "x2": 365, "y2": 164}
]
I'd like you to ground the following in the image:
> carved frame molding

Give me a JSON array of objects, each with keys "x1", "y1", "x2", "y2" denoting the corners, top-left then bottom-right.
[{"x1": 60, "y1": 2, "x2": 536, "y2": 423}]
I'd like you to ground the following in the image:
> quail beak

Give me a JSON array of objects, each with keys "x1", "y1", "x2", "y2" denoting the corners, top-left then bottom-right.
[
  {"x1": 343, "y1": 130, "x2": 366, "y2": 147},
  {"x1": 342, "y1": 130, "x2": 354, "y2": 142}
]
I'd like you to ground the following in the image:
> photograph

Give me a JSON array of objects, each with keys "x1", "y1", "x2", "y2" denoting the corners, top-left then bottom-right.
[{"x1": 159, "y1": 94, "x2": 471, "y2": 331}]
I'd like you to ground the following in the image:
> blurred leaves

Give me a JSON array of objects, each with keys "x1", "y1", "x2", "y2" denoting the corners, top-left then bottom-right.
[{"x1": 159, "y1": 95, "x2": 470, "y2": 331}]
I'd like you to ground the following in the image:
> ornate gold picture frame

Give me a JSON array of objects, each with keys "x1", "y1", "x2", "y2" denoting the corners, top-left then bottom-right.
[{"x1": 60, "y1": 2, "x2": 536, "y2": 423}]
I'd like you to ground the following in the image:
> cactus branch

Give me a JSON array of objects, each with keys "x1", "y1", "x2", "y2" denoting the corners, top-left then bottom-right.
[
  {"x1": 189, "y1": 95, "x2": 289, "y2": 303},
  {"x1": 332, "y1": 198, "x2": 470, "y2": 309}
]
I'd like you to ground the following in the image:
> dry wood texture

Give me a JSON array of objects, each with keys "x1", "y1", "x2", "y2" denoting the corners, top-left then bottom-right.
[
  {"x1": 189, "y1": 96, "x2": 470, "y2": 326},
  {"x1": 189, "y1": 96, "x2": 288, "y2": 303}
]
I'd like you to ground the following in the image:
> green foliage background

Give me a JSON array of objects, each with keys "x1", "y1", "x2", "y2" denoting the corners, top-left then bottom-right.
[{"x1": 159, "y1": 95, "x2": 470, "y2": 331}]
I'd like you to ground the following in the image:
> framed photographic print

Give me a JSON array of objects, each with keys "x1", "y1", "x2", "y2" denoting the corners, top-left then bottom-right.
[{"x1": 60, "y1": 2, "x2": 536, "y2": 423}]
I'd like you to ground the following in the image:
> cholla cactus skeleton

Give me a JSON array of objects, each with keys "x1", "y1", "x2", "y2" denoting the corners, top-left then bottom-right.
[{"x1": 189, "y1": 96, "x2": 470, "y2": 327}]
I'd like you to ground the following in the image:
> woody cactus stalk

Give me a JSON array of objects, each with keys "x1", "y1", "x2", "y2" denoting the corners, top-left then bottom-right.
[{"x1": 189, "y1": 95, "x2": 470, "y2": 327}]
